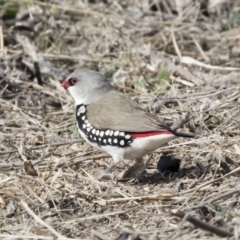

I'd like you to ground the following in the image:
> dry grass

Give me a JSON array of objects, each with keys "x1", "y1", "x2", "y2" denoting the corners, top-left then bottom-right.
[{"x1": 1, "y1": 0, "x2": 240, "y2": 239}]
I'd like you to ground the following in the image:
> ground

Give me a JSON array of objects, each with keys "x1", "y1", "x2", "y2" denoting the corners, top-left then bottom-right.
[{"x1": 0, "y1": 0, "x2": 240, "y2": 239}]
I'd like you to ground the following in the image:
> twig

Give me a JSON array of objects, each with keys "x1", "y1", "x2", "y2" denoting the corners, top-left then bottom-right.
[
  {"x1": 176, "y1": 167, "x2": 240, "y2": 207},
  {"x1": 0, "y1": 153, "x2": 51, "y2": 171},
  {"x1": 170, "y1": 209, "x2": 233, "y2": 238},
  {"x1": 171, "y1": 112, "x2": 191, "y2": 131},
  {"x1": 20, "y1": 200, "x2": 67, "y2": 239},
  {"x1": 15, "y1": 174, "x2": 43, "y2": 184},
  {"x1": 0, "y1": 176, "x2": 14, "y2": 185},
  {"x1": 0, "y1": 139, "x2": 83, "y2": 154},
  {"x1": 162, "y1": 58, "x2": 205, "y2": 85},
  {"x1": 94, "y1": 194, "x2": 175, "y2": 206},
  {"x1": 33, "y1": 153, "x2": 51, "y2": 165},
  {"x1": 57, "y1": 153, "x2": 107, "y2": 168},
  {"x1": 193, "y1": 38, "x2": 210, "y2": 62},
  {"x1": 186, "y1": 189, "x2": 240, "y2": 211},
  {"x1": 33, "y1": 61, "x2": 43, "y2": 85},
  {"x1": 63, "y1": 207, "x2": 137, "y2": 224},
  {"x1": 0, "y1": 98, "x2": 48, "y2": 130},
  {"x1": 0, "y1": 25, "x2": 3, "y2": 53},
  {"x1": 184, "y1": 166, "x2": 240, "y2": 195},
  {"x1": 40, "y1": 53, "x2": 122, "y2": 65},
  {"x1": 182, "y1": 56, "x2": 240, "y2": 71},
  {"x1": 31, "y1": 139, "x2": 83, "y2": 150},
  {"x1": 171, "y1": 28, "x2": 182, "y2": 60},
  {"x1": 0, "y1": 150, "x2": 105, "y2": 172},
  {"x1": 0, "y1": 235, "x2": 54, "y2": 240},
  {"x1": 9, "y1": 0, "x2": 133, "y2": 22}
]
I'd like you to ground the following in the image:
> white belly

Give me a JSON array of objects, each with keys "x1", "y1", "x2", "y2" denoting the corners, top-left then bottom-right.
[
  {"x1": 123, "y1": 133, "x2": 177, "y2": 159},
  {"x1": 78, "y1": 126, "x2": 176, "y2": 160}
]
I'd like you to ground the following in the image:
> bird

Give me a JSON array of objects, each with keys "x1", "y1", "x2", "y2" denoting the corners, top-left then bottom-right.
[{"x1": 61, "y1": 69, "x2": 194, "y2": 179}]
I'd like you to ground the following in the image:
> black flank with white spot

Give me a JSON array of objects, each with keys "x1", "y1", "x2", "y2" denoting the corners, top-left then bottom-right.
[{"x1": 76, "y1": 104, "x2": 133, "y2": 148}]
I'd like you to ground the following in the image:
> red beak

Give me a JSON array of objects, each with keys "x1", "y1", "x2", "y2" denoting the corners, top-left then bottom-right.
[{"x1": 61, "y1": 79, "x2": 69, "y2": 89}]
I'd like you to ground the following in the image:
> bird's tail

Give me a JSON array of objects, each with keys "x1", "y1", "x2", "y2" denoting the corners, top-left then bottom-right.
[
  {"x1": 173, "y1": 131, "x2": 195, "y2": 138},
  {"x1": 159, "y1": 124, "x2": 195, "y2": 138}
]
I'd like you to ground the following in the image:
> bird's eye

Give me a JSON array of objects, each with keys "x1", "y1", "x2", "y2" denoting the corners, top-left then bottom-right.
[{"x1": 68, "y1": 78, "x2": 78, "y2": 86}]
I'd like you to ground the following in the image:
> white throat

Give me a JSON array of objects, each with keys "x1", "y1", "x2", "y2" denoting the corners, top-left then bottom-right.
[
  {"x1": 68, "y1": 87, "x2": 88, "y2": 105},
  {"x1": 74, "y1": 95, "x2": 88, "y2": 105}
]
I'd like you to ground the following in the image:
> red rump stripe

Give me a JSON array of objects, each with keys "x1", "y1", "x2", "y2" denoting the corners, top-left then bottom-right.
[{"x1": 131, "y1": 131, "x2": 173, "y2": 138}]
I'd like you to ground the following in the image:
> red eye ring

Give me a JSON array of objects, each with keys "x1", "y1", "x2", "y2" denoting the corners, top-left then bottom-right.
[
  {"x1": 69, "y1": 77, "x2": 78, "y2": 86},
  {"x1": 72, "y1": 78, "x2": 77, "y2": 84}
]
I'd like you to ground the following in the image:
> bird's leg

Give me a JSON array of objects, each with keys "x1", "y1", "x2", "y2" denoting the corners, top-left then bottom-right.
[
  {"x1": 119, "y1": 158, "x2": 144, "y2": 179},
  {"x1": 98, "y1": 156, "x2": 123, "y2": 180},
  {"x1": 120, "y1": 157, "x2": 151, "y2": 179},
  {"x1": 135, "y1": 158, "x2": 145, "y2": 163}
]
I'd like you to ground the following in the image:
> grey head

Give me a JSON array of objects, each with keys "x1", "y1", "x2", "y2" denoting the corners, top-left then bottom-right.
[{"x1": 61, "y1": 69, "x2": 114, "y2": 105}]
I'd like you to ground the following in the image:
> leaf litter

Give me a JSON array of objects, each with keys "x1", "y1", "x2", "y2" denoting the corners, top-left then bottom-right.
[{"x1": 0, "y1": 0, "x2": 240, "y2": 239}]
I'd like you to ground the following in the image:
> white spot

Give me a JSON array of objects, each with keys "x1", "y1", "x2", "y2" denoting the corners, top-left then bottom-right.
[
  {"x1": 114, "y1": 131, "x2": 119, "y2": 136},
  {"x1": 120, "y1": 132, "x2": 125, "y2": 137},
  {"x1": 105, "y1": 130, "x2": 110, "y2": 136},
  {"x1": 98, "y1": 137, "x2": 101, "y2": 141},
  {"x1": 77, "y1": 106, "x2": 85, "y2": 116},
  {"x1": 82, "y1": 115, "x2": 86, "y2": 120},
  {"x1": 120, "y1": 140, "x2": 125, "y2": 146},
  {"x1": 82, "y1": 124, "x2": 86, "y2": 129},
  {"x1": 84, "y1": 120, "x2": 89, "y2": 124},
  {"x1": 125, "y1": 134, "x2": 131, "y2": 139},
  {"x1": 113, "y1": 139, "x2": 118, "y2": 144},
  {"x1": 92, "y1": 129, "x2": 96, "y2": 134},
  {"x1": 86, "y1": 123, "x2": 91, "y2": 127},
  {"x1": 103, "y1": 139, "x2": 106, "y2": 143},
  {"x1": 87, "y1": 127, "x2": 91, "y2": 132},
  {"x1": 90, "y1": 135, "x2": 92, "y2": 138},
  {"x1": 94, "y1": 137, "x2": 96, "y2": 141},
  {"x1": 100, "y1": 131, "x2": 104, "y2": 137},
  {"x1": 96, "y1": 130, "x2": 99, "y2": 136},
  {"x1": 108, "y1": 138, "x2": 112, "y2": 143},
  {"x1": 110, "y1": 131, "x2": 114, "y2": 136}
]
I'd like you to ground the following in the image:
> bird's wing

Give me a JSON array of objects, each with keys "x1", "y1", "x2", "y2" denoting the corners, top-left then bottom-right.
[{"x1": 86, "y1": 91, "x2": 169, "y2": 132}]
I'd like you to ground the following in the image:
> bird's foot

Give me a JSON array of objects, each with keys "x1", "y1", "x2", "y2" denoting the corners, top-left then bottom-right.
[
  {"x1": 118, "y1": 158, "x2": 147, "y2": 180},
  {"x1": 97, "y1": 157, "x2": 122, "y2": 181},
  {"x1": 97, "y1": 172, "x2": 114, "y2": 181}
]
